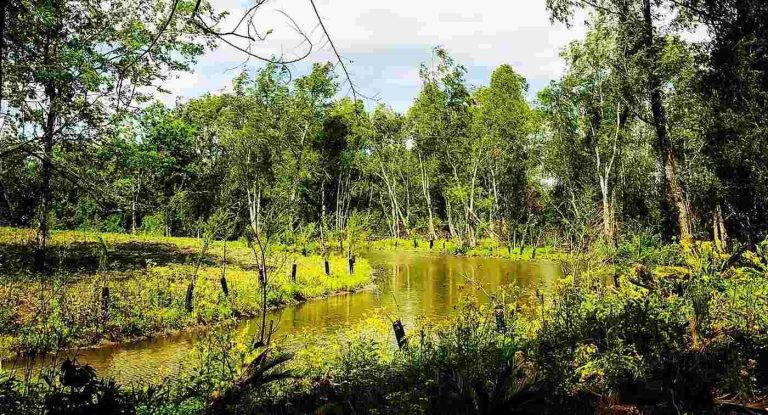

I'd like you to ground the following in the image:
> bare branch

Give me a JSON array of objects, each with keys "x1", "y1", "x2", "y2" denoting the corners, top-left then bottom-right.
[{"x1": 308, "y1": 0, "x2": 358, "y2": 105}]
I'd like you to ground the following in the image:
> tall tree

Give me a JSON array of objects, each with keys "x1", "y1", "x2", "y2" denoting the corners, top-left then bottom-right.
[
  {"x1": 409, "y1": 47, "x2": 474, "y2": 243},
  {"x1": 471, "y1": 64, "x2": 534, "y2": 239},
  {"x1": 683, "y1": 0, "x2": 768, "y2": 242},
  {"x1": 547, "y1": 0, "x2": 694, "y2": 241},
  {"x1": 366, "y1": 105, "x2": 412, "y2": 239},
  {"x1": 539, "y1": 20, "x2": 634, "y2": 243}
]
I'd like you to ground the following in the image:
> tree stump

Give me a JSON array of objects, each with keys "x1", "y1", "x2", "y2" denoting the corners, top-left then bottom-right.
[
  {"x1": 185, "y1": 283, "x2": 194, "y2": 311},
  {"x1": 348, "y1": 256, "x2": 355, "y2": 274},
  {"x1": 494, "y1": 304, "x2": 506, "y2": 332},
  {"x1": 392, "y1": 319, "x2": 407, "y2": 349},
  {"x1": 220, "y1": 276, "x2": 229, "y2": 297}
]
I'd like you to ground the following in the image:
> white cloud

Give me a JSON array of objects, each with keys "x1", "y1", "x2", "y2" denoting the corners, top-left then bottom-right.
[
  {"x1": 156, "y1": 0, "x2": 589, "y2": 109},
  {"x1": 381, "y1": 67, "x2": 421, "y2": 88},
  {"x1": 156, "y1": 71, "x2": 200, "y2": 106}
]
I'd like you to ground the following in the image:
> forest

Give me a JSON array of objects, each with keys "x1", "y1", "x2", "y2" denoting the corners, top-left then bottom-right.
[{"x1": 1, "y1": 0, "x2": 768, "y2": 414}]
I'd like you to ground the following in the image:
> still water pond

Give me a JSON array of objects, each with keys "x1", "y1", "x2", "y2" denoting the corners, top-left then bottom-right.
[{"x1": 21, "y1": 251, "x2": 563, "y2": 384}]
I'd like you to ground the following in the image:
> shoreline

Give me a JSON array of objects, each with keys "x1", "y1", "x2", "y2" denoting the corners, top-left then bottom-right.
[{"x1": 2, "y1": 280, "x2": 381, "y2": 372}]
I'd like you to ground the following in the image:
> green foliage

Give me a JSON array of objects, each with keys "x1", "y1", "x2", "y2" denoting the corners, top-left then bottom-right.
[
  {"x1": 102, "y1": 214, "x2": 125, "y2": 234},
  {"x1": 0, "y1": 229, "x2": 374, "y2": 355},
  {"x1": 140, "y1": 213, "x2": 166, "y2": 236}
]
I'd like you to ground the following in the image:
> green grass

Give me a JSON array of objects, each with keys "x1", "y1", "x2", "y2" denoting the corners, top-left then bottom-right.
[
  {"x1": 367, "y1": 237, "x2": 568, "y2": 261},
  {"x1": 0, "y1": 228, "x2": 373, "y2": 357}
]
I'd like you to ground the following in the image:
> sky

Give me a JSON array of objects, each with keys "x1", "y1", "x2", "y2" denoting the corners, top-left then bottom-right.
[{"x1": 159, "y1": 0, "x2": 588, "y2": 113}]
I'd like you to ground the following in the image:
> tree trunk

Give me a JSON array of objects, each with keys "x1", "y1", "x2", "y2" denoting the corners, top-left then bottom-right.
[
  {"x1": 36, "y1": 91, "x2": 56, "y2": 273},
  {"x1": 0, "y1": 3, "x2": 5, "y2": 108},
  {"x1": 713, "y1": 203, "x2": 727, "y2": 251},
  {"x1": 490, "y1": 170, "x2": 499, "y2": 236},
  {"x1": 446, "y1": 197, "x2": 456, "y2": 239},
  {"x1": 642, "y1": 0, "x2": 692, "y2": 242},
  {"x1": 418, "y1": 154, "x2": 436, "y2": 239},
  {"x1": 601, "y1": 185, "x2": 614, "y2": 243},
  {"x1": 131, "y1": 174, "x2": 141, "y2": 234},
  {"x1": 467, "y1": 160, "x2": 479, "y2": 246},
  {"x1": 288, "y1": 123, "x2": 309, "y2": 232},
  {"x1": 717, "y1": 207, "x2": 727, "y2": 250},
  {"x1": 378, "y1": 159, "x2": 407, "y2": 237}
]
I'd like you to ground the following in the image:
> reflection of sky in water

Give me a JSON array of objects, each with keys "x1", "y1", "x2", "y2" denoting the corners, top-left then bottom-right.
[{"x1": 13, "y1": 251, "x2": 562, "y2": 384}]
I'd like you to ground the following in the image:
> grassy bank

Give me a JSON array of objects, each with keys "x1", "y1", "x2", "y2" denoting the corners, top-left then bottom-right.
[
  {"x1": 0, "y1": 228, "x2": 373, "y2": 357},
  {"x1": 367, "y1": 237, "x2": 567, "y2": 261}
]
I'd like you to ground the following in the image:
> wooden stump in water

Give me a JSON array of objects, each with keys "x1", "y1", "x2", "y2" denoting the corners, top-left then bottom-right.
[
  {"x1": 413, "y1": 239, "x2": 418, "y2": 248},
  {"x1": 395, "y1": 239, "x2": 399, "y2": 248},
  {"x1": 324, "y1": 260, "x2": 330, "y2": 276},
  {"x1": 348, "y1": 256, "x2": 355, "y2": 274},
  {"x1": 429, "y1": 239, "x2": 434, "y2": 249},
  {"x1": 494, "y1": 304, "x2": 506, "y2": 332},
  {"x1": 291, "y1": 263, "x2": 297, "y2": 282},
  {"x1": 392, "y1": 319, "x2": 407, "y2": 349},
  {"x1": 185, "y1": 283, "x2": 194, "y2": 311},
  {"x1": 220, "y1": 276, "x2": 229, "y2": 296}
]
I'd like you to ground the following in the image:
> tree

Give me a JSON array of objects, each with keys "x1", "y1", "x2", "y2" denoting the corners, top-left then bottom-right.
[
  {"x1": 366, "y1": 105, "x2": 413, "y2": 239},
  {"x1": 408, "y1": 47, "x2": 474, "y2": 243},
  {"x1": 547, "y1": 0, "x2": 694, "y2": 242},
  {"x1": 105, "y1": 103, "x2": 201, "y2": 235},
  {"x1": 683, "y1": 0, "x2": 768, "y2": 242},
  {"x1": 0, "y1": 0, "x2": 210, "y2": 271},
  {"x1": 539, "y1": 21, "x2": 633, "y2": 244},
  {"x1": 471, "y1": 64, "x2": 534, "y2": 239}
]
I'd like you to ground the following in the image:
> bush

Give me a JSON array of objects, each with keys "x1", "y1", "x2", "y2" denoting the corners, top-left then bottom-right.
[
  {"x1": 103, "y1": 214, "x2": 125, "y2": 234},
  {"x1": 139, "y1": 213, "x2": 165, "y2": 236}
]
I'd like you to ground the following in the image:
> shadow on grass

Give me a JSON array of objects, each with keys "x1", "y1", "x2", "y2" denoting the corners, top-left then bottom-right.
[{"x1": 0, "y1": 240, "x2": 219, "y2": 276}]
